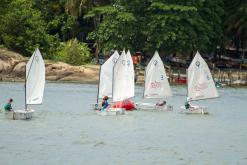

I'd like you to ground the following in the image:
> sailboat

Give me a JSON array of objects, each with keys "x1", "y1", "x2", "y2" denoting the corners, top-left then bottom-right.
[
  {"x1": 105, "y1": 50, "x2": 135, "y2": 115},
  {"x1": 135, "y1": 51, "x2": 173, "y2": 111},
  {"x1": 5, "y1": 48, "x2": 45, "y2": 120},
  {"x1": 93, "y1": 50, "x2": 119, "y2": 110},
  {"x1": 180, "y1": 51, "x2": 219, "y2": 114}
]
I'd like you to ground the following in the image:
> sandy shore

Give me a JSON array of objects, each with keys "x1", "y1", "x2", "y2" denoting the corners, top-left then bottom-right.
[{"x1": 1, "y1": 48, "x2": 247, "y2": 86}]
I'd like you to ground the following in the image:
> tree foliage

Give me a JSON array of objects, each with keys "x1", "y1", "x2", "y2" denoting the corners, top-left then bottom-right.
[
  {"x1": 56, "y1": 38, "x2": 91, "y2": 65},
  {"x1": 0, "y1": 0, "x2": 59, "y2": 58},
  {"x1": 0, "y1": 0, "x2": 246, "y2": 60},
  {"x1": 224, "y1": 0, "x2": 247, "y2": 49}
]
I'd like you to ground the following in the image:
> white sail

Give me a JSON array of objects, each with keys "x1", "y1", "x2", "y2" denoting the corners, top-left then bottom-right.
[
  {"x1": 144, "y1": 51, "x2": 172, "y2": 98},
  {"x1": 187, "y1": 51, "x2": 218, "y2": 101},
  {"x1": 112, "y1": 50, "x2": 135, "y2": 102},
  {"x1": 26, "y1": 48, "x2": 45, "y2": 105},
  {"x1": 98, "y1": 51, "x2": 119, "y2": 98}
]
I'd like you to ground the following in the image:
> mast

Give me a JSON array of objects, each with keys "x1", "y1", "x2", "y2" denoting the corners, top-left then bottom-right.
[
  {"x1": 186, "y1": 69, "x2": 188, "y2": 100},
  {"x1": 25, "y1": 65, "x2": 27, "y2": 110},
  {"x1": 143, "y1": 67, "x2": 146, "y2": 98},
  {"x1": 96, "y1": 65, "x2": 102, "y2": 105},
  {"x1": 112, "y1": 61, "x2": 115, "y2": 103}
]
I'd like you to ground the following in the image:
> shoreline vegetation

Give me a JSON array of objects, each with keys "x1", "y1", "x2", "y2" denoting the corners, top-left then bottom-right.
[{"x1": 1, "y1": 48, "x2": 247, "y2": 87}]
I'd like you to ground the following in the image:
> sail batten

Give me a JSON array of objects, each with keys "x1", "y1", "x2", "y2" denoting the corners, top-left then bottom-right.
[
  {"x1": 187, "y1": 51, "x2": 219, "y2": 101},
  {"x1": 26, "y1": 48, "x2": 45, "y2": 105},
  {"x1": 144, "y1": 51, "x2": 172, "y2": 98}
]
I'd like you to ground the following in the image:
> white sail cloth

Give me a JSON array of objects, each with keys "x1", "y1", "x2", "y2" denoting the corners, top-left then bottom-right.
[
  {"x1": 112, "y1": 50, "x2": 135, "y2": 102},
  {"x1": 26, "y1": 48, "x2": 45, "y2": 105},
  {"x1": 144, "y1": 51, "x2": 172, "y2": 98},
  {"x1": 98, "y1": 51, "x2": 119, "y2": 98},
  {"x1": 187, "y1": 51, "x2": 219, "y2": 101}
]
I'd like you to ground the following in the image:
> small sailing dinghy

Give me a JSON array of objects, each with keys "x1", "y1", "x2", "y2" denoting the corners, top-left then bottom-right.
[
  {"x1": 104, "y1": 50, "x2": 135, "y2": 115},
  {"x1": 180, "y1": 51, "x2": 219, "y2": 114},
  {"x1": 92, "y1": 51, "x2": 119, "y2": 110},
  {"x1": 135, "y1": 51, "x2": 173, "y2": 111},
  {"x1": 5, "y1": 48, "x2": 45, "y2": 120}
]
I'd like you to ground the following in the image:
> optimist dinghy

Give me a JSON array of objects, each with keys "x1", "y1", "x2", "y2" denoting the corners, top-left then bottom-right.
[
  {"x1": 180, "y1": 51, "x2": 219, "y2": 114},
  {"x1": 102, "y1": 50, "x2": 135, "y2": 115},
  {"x1": 5, "y1": 48, "x2": 45, "y2": 120},
  {"x1": 135, "y1": 51, "x2": 173, "y2": 111},
  {"x1": 92, "y1": 51, "x2": 119, "y2": 110}
]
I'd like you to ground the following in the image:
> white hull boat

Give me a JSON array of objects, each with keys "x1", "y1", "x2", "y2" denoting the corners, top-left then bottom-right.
[
  {"x1": 5, "y1": 109, "x2": 35, "y2": 120},
  {"x1": 135, "y1": 103, "x2": 173, "y2": 111},
  {"x1": 6, "y1": 48, "x2": 46, "y2": 120},
  {"x1": 94, "y1": 51, "x2": 120, "y2": 111},
  {"x1": 181, "y1": 51, "x2": 219, "y2": 115},
  {"x1": 138, "y1": 51, "x2": 173, "y2": 111},
  {"x1": 97, "y1": 108, "x2": 126, "y2": 116},
  {"x1": 180, "y1": 105, "x2": 208, "y2": 114}
]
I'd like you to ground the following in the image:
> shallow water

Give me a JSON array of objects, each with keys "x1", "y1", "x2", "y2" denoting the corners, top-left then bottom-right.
[{"x1": 0, "y1": 82, "x2": 247, "y2": 165}]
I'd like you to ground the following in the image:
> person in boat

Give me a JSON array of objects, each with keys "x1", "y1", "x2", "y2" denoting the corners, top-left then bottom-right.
[
  {"x1": 185, "y1": 97, "x2": 191, "y2": 109},
  {"x1": 4, "y1": 98, "x2": 13, "y2": 112},
  {"x1": 100, "y1": 96, "x2": 109, "y2": 111},
  {"x1": 156, "y1": 100, "x2": 166, "y2": 106}
]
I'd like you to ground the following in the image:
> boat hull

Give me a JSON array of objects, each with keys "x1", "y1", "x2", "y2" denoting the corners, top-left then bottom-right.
[
  {"x1": 135, "y1": 103, "x2": 173, "y2": 111},
  {"x1": 98, "y1": 108, "x2": 126, "y2": 116},
  {"x1": 5, "y1": 109, "x2": 35, "y2": 120},
  {"x1": 180, "y1": 106, "x2": 208, "y2": 114}
]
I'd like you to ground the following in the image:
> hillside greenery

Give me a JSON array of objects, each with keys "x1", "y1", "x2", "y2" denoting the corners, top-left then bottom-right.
[{"x1": 0, "y1": 0, "x2": 246, "y2": 64}]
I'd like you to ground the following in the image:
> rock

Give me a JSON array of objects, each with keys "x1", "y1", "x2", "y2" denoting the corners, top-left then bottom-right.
[
  {"x1": 0, "y1": 59, "x2": 12, "y2": 74},
  {"x1": 0, "y1": 48, "x2": 100, "y2": 83},
  {"x1": 12, "y1": 62, "x2": 26, "y2": 77}
]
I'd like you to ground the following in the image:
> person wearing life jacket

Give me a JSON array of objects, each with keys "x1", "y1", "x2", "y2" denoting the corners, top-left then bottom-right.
[
  {"x1": 4, "y1": 98, "x2": 13, "y2": 111},
  {"x1": 100, "y1": 96, "x2": 109, "y2": 111}
]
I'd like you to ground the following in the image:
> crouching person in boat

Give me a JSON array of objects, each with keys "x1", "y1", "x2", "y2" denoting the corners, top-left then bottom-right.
[
  {"x1": 4, "y1": 98, "x2": 13, "y2": 112},
  {"x1": 156, "y1": 100, "x2": 166, "y2": 107},
  {"x1": 100, "y1": 96, "x2": 110, "y2": 111},
  {"x1": 185, "y1": 97, "x2": 191, "y2": 110}
]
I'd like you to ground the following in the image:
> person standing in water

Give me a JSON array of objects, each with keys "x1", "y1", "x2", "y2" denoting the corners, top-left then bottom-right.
[
  {"x1": 100, "y1": 96, "x2": 109, "y2": 111},
  {"x1": 4, "y1": 98, "x2": 13, "y2": 111}
]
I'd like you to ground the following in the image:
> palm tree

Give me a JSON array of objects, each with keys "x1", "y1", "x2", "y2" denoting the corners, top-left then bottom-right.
[{"x1": 224, "y1": 1, "x2": 247, "y2": 50}]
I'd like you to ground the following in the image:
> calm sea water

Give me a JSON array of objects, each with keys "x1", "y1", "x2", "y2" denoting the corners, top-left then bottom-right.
[{"x1": 0, "y1": 82, "x2": 247, "y2": 165}]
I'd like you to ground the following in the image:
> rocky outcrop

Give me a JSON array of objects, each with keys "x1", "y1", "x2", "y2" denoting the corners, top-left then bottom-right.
[{"x1": 0, "y1": 48, "x2": 99, "y2": 83}]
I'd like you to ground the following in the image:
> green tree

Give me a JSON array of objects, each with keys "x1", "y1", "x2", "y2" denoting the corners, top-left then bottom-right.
[
  {"x1": 57, "y1": 38, "x2": 91, "y2": 65},
  {"x1": 34, "y1": 0, "x2": 80, "y2": 41},
  {"x1": 1, "y1": 0, "x2": 59, "y2": 58},
  {"x1": 85, "y1": 0, "x2": 224, "y2": 56},
  {"x1": 0, "y1": 0, "x2": 11, "y2": 44},
  {"x1": 224, "y1": 0, "x2": 247, "y2": 51},
  {"x1": 84, "y1": 4, "x2": 136, "y2": 54}
]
